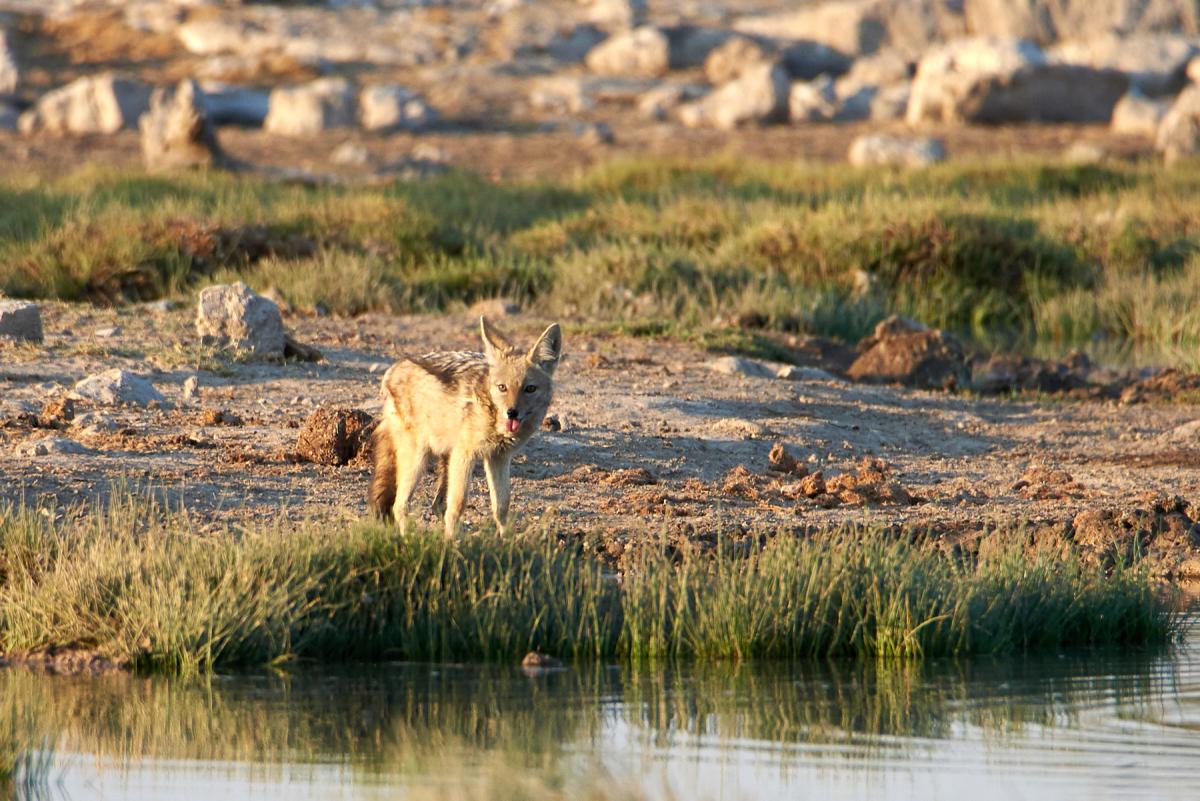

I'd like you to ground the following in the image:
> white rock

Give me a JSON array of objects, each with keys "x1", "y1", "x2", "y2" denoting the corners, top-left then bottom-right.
[
  {"x1": 708, "y1": 355, "x2": 776, "y2": 379},
  {"x1": 1112, "y1": 89, "x2": 1169, "y2": 137},
  {"x1": 1049, "y1": 33, "x2": 1198, "y2": 96},
  {"x1": 176, "y1": 18, "x2": 272, "y2": 57},
  {"x1": 73, "y1": 369, "x2": 165, "y2": 407},
  {"x1": 906, "y1": 37, "x2": 1128, "y2": 124},
  {"x1": 331, "y1": 140, "x2": 371, "y2": 166},
  {"x1": 1168, "y1": 419, "x2": 1200, "y2": 441},
  {"x1": 734, "y1": 0, "x2": 889, "y2": 56},
  {"x1": 19, "y1": 73, "x2": 151, "y2": 136},
  {"x1": 0, "y1": 300, "x2": 43, "y2": 342},
  {"x1": 195, "y1": 281, "x2": 286, "y2": 358},
  {"x1": 777, "y1": 365, "x2": 839, "y2": 382},
  {"x1": 637, "y1": 82, "x2": 707, "y2": 120},
  {"x1": 703, "y1": 35, "x2": 770, "y2": 85},
  {"x1": 1156, "y1": 84, "x2": 1200, "y2": 162},
  {"x1": 848, "y1": 133, "x2": 946, "y2": 167},
  {"x1": 94, "y1": 326, "x2": 122, "y2": 338},
  {"x1": 789, "y1": 76, "x2": 839, "y2": 122},
  {"x1": 264, "y1": 78, "x2": 356, "y2": 137},
  {"x1": 585, "y1": 0, "x2": 647, "y2": 30},
  {"x1": 530, "y1": 76, "x2": 594, "y2": 113},
  {"x1": 359, "y1": 84, "x2": 437, "y2": 132},
  {"x1": 0, "y1": 26, "x2": 17, "y2": 98},
  {"x1": 15, "y1": 436, "x2": 93, "y2": 457},
  {"x1": 869, "y1": 82, "x2": 912, "y2": 120},
  {"x1": 139, "y1": 79, "x2": 225, "y2": 170},
  {"x1": 70, "y1": 412, "x2": 117, "y2": 433},
  {"x1": 679, "y1": 61, "x2": 790, "y2": 129},
  {"x1": 198, "y1": 82, "x2": 269, "y2": 127},
  {"x1": 585, "y1": 26, "x2": 670, "y2": 78}
]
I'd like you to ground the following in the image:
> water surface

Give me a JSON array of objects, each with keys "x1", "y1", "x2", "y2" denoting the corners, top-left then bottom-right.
[{"x1": 8, "y1": 634, "x2": 1200, "y2": 800}]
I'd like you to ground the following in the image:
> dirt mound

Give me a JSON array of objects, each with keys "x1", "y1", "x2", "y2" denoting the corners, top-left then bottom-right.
[
  {"x1": 848, "y1": 318, "x2": 968, "y2": 390},
  {"x1": 295, "y1": 408, "x2": 375, "y2": 466},
  {"x1": 1120, "y1": 370, "x2": 1200, "y2": 404},
  {"x1": 1013, "y1": 466, "x2": 1088, "y2": 499},
  {"x1": 563, "y1": 465, "x2": 658, "y2": 486}
]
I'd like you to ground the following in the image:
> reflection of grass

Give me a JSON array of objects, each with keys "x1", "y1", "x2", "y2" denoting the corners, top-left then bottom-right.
[
  {"x1": 4, "y1": 159, "x2": 1200, "y2": 367},
  {"x1": 0, "y1": 494, "x2": 1180, "y2": 673}
]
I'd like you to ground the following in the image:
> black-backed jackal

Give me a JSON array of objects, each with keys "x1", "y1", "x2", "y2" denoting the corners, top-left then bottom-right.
[{"x1": 369, "y1": 317, "x2": 563, "y2": 536}]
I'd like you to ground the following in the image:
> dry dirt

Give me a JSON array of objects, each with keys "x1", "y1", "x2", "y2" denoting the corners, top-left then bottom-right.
[{"x1": 2, "y1": 303, "x2": 1199, "y2": 575}]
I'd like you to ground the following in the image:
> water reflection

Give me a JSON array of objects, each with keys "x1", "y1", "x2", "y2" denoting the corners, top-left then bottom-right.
[{"x1": 5, "y1": 642, "x2": 1200, "y2": 801}]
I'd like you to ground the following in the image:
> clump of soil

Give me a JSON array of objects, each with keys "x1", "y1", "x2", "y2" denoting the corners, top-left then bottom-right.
[
  {"x1": 295, "y1": 408, "x2": 375, "y2": 466},
  {"x1": 823, "y1": 457, "x2": 916, "y2": 506},
  {"x1": 1013, "y1": 466, "x2": 1087, "y2": 499},
  {"x1": 199, "y1": 408, "x2": 244, "y2": 426},
  {"x1": 38, "y1": 395, "x2": 75, "y2": 428},
  {"x1": 1120, "y1": 370, "x2": 1200, "y2": 404},
  {"x1": 563, "y1": 465, "x2": 658, "y2": 486},
  {"x1": 767, "y1": 441, "x2": 806, "y2": 475}
]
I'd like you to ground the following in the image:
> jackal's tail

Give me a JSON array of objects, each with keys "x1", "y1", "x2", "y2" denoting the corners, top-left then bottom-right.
[{"x1": 368, "y1": 422, "x2": 396, "y2": 521}]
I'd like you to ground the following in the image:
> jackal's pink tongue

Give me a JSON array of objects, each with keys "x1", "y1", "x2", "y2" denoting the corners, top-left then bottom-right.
[{"x1": 506, "y1": 419, "x2": 521, "y2": 433}]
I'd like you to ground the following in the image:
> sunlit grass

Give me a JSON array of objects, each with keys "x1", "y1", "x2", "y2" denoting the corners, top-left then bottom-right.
[{"x1": 0, "y1": 494, "x2": 1180, "y2": 675}]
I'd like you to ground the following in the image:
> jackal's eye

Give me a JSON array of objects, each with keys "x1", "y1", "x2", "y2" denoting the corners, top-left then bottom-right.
[
  {"x1": 523, "y1": 384, "x2": 537, "y2": 394},
  {"x1": 496, "y1": 383, "x2": 507, "y2": 393}
]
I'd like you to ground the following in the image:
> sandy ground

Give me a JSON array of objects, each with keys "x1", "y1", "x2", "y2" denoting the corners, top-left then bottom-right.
[{"x1": 2, "y1": 304, "x2": 1198, "y2": 556}]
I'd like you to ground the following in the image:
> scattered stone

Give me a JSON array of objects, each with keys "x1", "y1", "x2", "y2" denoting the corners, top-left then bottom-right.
[
  {"x1": 825, "y1": 457, "x2": 914, "y2": 506},
  {"x1": 768, "y1": 442, "x2": 807, "y2": 475},
  {"x1": 703, "y1": 35, "x2": 770, "y2": 85},
  {"x1": 788, "y1": 75, "x2": 839, "y2": 122},
  {"x1": 679, "y1": 61, "x2": 789, "y2": 129},
  {"x1": 264, "y1": 78, "x2": 356, "y2": 137},
  {"x1": 1155, "y1": 84, "x2": 1200, "y2": 162},
  {"x1": 198, "y1": 81, "x2": 270, "y2": 127},
  {"x1": 295, "y1": 407, "x2": 375, "y2": 466},
  {"x1": 848, "y1": 133, "x2": 946, "y2": 166},
  {"x1": 70, "y1": 412, "x2": 117, "y2": 434},
  {"x1": 0, "y1": 300, "x2": 43, "y2": 342},
  {"x1": 15, "y1": 436, "x2": 93, "y2": 457},
  {"x1": 199, "y1": 408, "x2": 244, "y2": 426},
  {"x1": 72, "y1": 369, "x2": 165, "y2": 407},
  {"x1": 331, "y1": 140, "x2": 371, "y2": 166},
  {"x1": 721, "y1": 465, "x2": 764, "y2": 500},
  {"x1": 196, "y1": 281, "x2": 286, "y2": 358},
  {"x1": 906, "y1": 37, "x2": 1128, "y2": 125},
  {"x1": 708, "y1": 355, "x2": 776, "y2": 379},
  {"x1": 1111, "y1": 89, "x2": 1169, "y2": 137},
  {"x1": 585, "y1": 26, "x2": 670, "y2": 78},
  {"x1": 776, "y1": 365, "x2": 839, "y2": 382},
  {"x1": 1013, "y1": 466, "x2": 1086, "y2": 499},
  {"x1": 848, "y1": 317, "x2": 967, "y2": 390},
  {"x1": 19, "y1": 73, "x2": 151, "y2": 136},
  {"x1": 140, "y1": 79, "x2": 226, "y2": 171},
  {"x1": 182, "y1": 375, "x2": 200, "y2": 402},
  {"x1": 359, "y1": 84, "x2": 437, "y2": 132},
  {"x1": 38, "y1": 396, "x2": 74, "y2": 428},
  {"x1": 520, "y1": 651, "x2": 564, "y2": 671}
]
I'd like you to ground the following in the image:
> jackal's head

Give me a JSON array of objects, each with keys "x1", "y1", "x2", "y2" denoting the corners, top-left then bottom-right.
[{"x1": 480, "y1": 316, "x2": 562, "y2": 437}]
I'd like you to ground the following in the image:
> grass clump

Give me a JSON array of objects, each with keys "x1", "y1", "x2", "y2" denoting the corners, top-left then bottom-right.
[{"x1": 0, "y1": 496, "x2": 1179, "y2": 674}]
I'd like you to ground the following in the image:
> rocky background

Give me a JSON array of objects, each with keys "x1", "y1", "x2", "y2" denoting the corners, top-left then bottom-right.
[{"x1": 2, "y1": 0, "x2": 1200, "y2": 175}]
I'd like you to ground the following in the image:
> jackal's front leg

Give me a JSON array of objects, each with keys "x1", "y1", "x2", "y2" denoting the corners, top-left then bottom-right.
[
  {"x1": 483, "y1": 453, "x2": 512, "y2": 534},
  {"x1": 443, "y1": 446, "x2": 475, "y2": 538}
]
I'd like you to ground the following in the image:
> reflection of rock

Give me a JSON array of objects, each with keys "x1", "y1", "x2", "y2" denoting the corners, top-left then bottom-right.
[{"x1": 19, "y1": 74, "x2": 151, "y2": 135}]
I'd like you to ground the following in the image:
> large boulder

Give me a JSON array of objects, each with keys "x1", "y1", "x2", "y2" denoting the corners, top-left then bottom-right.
[
  {"x1": 964, "y1": 0, "x2": 1200, "y2": 45},
  {"x1": 1112, "y1": 89, "x2": 1169, "y2": 137},
  {"x1": 1156, "y1": 84, "x2": 1200, "y2": 162},
  {"x1": 0, "y1": 300, "x2": 43, "y2": 343},
  {"x1": 679, "y1": 61, "x2": 790, "y2": 129},
  {"x1": 585, "y1": 0, "x2": 648, "y2": 30},
  {"x1": 18, "y1": 74, "x2": 151, "y2": 136},
  {"x1": 1049, "y1": 34, "x2": 1198, "y2": 96},
  {"x1": 585, "y1": 26, "x2": 670, "y2": 78},
  {"x1": 139, "y1": 79, "x2": 226, "y2": 170},
  {"x1": 848, "y1": 134, "x2": 946, "y2": 167},
  {"x1": 0, "y1": 27, "x2": 17, "y2": 98},
  {"x1": 359, "y1": 84, "x2": 437, "y2": 131},
  {"x1": 906, "y1": 37, "x2": 1128, "y2": 124},
  {"x1": 73, "y1": 369, "x2": 165, "y2": 407},
  {"x1": 263, "y1": 78, "x2": 355, "y2": 137},
  {"x1": 196, "y1": 281, "x2": 286, "y2": 358},
  {"x1": 703, "y1": 36, "x2": 771, "y2": 85}
]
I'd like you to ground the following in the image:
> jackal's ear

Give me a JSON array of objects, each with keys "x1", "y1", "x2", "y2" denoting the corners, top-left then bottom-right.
[
  {"x1": 480, "y1": 316, "x2": 514, "y2": 365},
  {"x1": 527, "y1": 323, "x2": 563, "y2": 373}
]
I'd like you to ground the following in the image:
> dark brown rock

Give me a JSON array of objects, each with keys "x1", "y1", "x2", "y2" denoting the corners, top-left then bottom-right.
[
  {"x1": 848, "y1": 327, "x2": 967, "y2": 390},
  {"x1": 295, "y1": 407, "x2": 375, "y2": 466}
]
